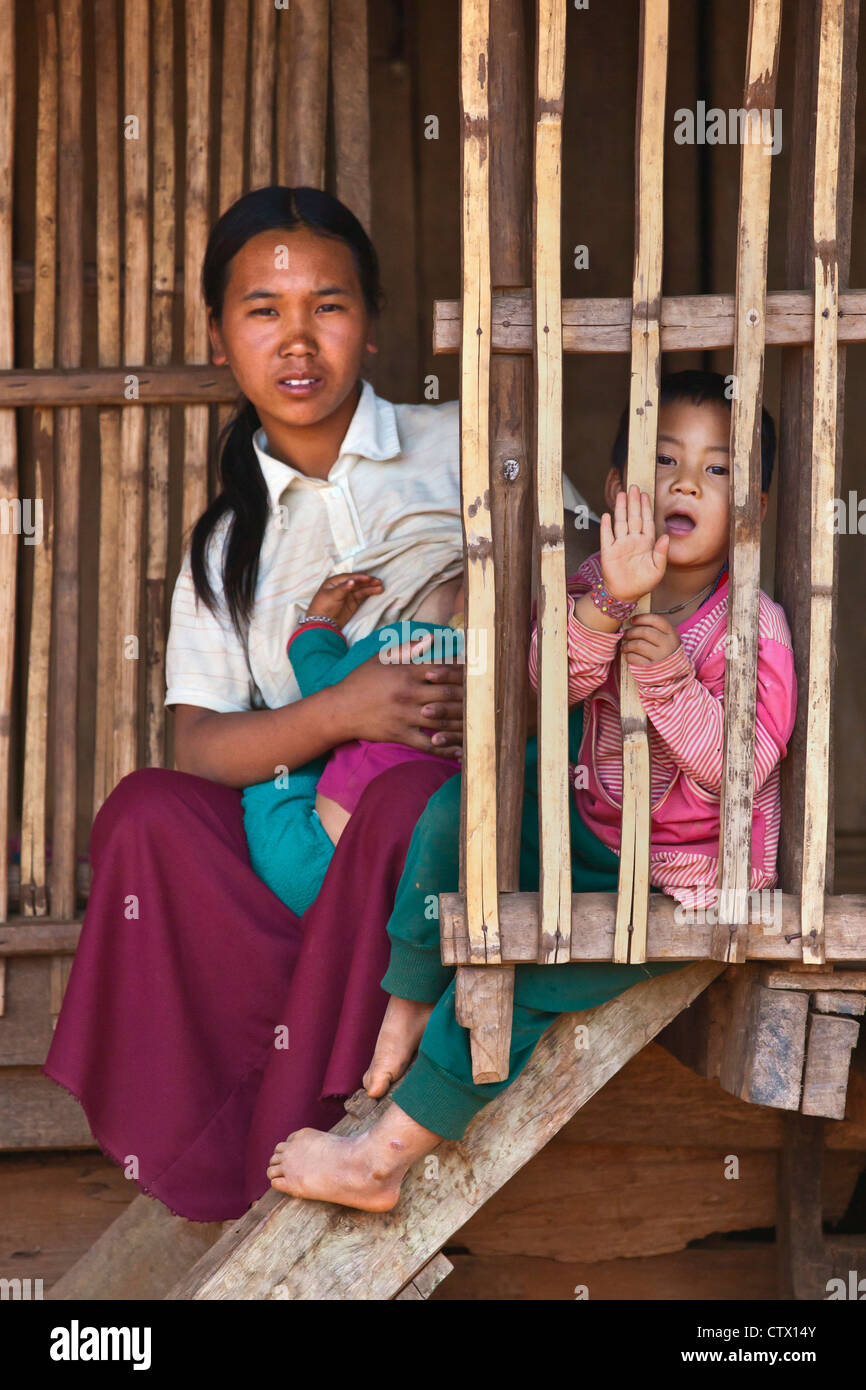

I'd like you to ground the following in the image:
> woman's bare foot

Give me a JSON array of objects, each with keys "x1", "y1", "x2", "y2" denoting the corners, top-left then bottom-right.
[
  {"x1": 266, "y1": 1104, "x2": 442, "y2": 1212},
  {"x1": 363, "y1": 995, "x2": 435, "y2": 1099}
]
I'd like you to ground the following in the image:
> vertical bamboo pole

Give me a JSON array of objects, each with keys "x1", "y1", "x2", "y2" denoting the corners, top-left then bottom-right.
[
  {"x1": 92, "y1": 0, "x2": 122, "y2": 815},
  {"x1": 457, "y1": 0, "x2": 498, "y2": 973},
  {"x1": 217, "y1": 0, "x2": 249, "y2": 437},
  {"x1": 0, "y1": 0, "x2": 15, "y2": 921},
  {"x1": 182, "y1": 0, "x2": 212, "y2": 545},
  {"x1": 278, "y1": 0, "x2": 329, "y2": 189},
  {"x1": 20, "y1": 0, "x2": 57, "y2": 915},
  {"x1": 145, "y1": 0, "x2": 176, "y2": 770},
  {"x1": 331, "y1": 0, "x2": 371, "y2": 234},
  {"x1": 114, "y1": 0, "x2": 150, "y2": 784},
  {"x1": 613, "y1": 0, "x2": 668, "y2": 965},
  {"x1": 249, "y1": 0, "x2": 276, "y2": 188},
  {"x1": 711, "y1": 0, "x2": 782, "y2": 963},
  {"x1": 532, "y1": 0, "x2": 571, "y2": 965},
  {"x1": 799, "y1": 0, "x2": 844, "y2": 966},
  {"x1": 49, "y1": 0, "x2": 83, "y2": 920}
]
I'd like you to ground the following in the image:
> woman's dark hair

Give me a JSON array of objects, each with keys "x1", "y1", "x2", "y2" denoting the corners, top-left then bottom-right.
[
  {"x1": 610, "y1": 369, "x2": 776, "y2": 494},
  {"x1": 189, "y1": 186, "x2": 384, "y2": 637}
]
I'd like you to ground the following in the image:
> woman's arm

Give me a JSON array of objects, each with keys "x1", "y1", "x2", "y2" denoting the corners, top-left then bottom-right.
[{"x1": 173, "y1": 649, "x2": 465, "y2": 787}]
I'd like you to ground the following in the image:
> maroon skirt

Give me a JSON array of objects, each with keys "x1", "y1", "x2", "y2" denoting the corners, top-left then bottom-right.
[{"x1": 43, "y1": 759, "x2": 458, "y2": 1221}]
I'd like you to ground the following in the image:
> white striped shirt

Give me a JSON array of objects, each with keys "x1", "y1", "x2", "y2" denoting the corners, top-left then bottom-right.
[{"x1": 165, "y1": 377, "x2": 594, "y2": 714}]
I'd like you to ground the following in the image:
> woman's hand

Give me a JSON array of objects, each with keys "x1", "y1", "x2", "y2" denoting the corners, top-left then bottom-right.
[
  {"x1": 306, "y1": 572, "x2": 384, "y2": 628},
  {"x1": 334, "y1": 633, "x2": 464, "y2": 757},
  {"x1": 600, "y1": 483, "x2": 669, "y2": 602},
  {"x1": 620, "y1": 612, "x2": 681, "y2": 667}
]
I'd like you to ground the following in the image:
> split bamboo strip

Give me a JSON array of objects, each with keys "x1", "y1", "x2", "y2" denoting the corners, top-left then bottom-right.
[
  {"x1": 275, "y1": 3, "x2": 292, "y2": 189},
  {"x1": 20, "y1": 0, "x2": 57, "y2": 916},
  {"x1": 114, "y1": 0, "x2": 151, "y2": 785},
  {"x1": 250, "y1": 0, "x2": 277, "y2": 188},
  {"x1": 613, "y1": 0, "x2": 668, "y2": 965},
  {"x1": 145, "y1": 0, "x2": 176, "y2": 770},
  {"x1": 712, "y1": 0, "x2": 782, "y2": 963},
  {"x1": 532, "y1": 0, "x2": 570, "y2": 964},
  {"x1": 0, "y1": 0, "x2": 15, "y2": 921},
  {"x1": 279, "y1": 0, "x2": 329, "y2": 188},
  {"x1": 800, "y1": 0, "x2": 845, "y2": 966},
  {"x1": 457, "y1": 0, "x2": 499, "y2": 969},
  {"x1": 217, "y1": 0, "x2": 249, "y2": 435},
  {"x1": 91, "y1": 0, "x2": 122, "y2": 817},
  {"x1": 331, "y1": 0, "x2": 372, "y2": 234},
  {"x1": 49, "y1": 0, "x2": 83, "y2": 920},
  {"x1": 182, "y1": 0, "x2": 212, "y2": 545}
]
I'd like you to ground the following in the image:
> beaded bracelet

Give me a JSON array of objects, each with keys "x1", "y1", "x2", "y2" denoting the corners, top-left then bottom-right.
[
  {"x1": 588, "y1": 578, "x2": 638, "y2": 622},
  {"x1": 296, "y1": 613, "x2": 343, "y2": 633}
]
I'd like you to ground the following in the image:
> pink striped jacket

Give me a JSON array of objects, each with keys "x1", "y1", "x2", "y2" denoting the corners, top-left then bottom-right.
[{"x1": 528, "y1": 551, "x2": 798, "y2": 910}]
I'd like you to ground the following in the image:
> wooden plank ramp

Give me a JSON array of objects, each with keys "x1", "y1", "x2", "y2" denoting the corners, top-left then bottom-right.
[{"x1": 156, "y1": 963, "x2": 723, "y2": 1301}]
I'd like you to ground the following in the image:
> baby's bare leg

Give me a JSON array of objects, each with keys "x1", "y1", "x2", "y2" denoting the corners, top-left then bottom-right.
[
  {"x1": 267, "y1": 1103, "x2": 441, "y2": 1212},
  {"x1": 363, "y1": 995, "x2": 434, "y2": 1098},
  {"x1": 315, "y1": 792, "x2": 352, "y2": 845}
]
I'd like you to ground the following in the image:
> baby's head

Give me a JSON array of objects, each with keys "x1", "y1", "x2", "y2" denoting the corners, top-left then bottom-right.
[{"x1": 603, "y1": 370, "x2": 776, "y2": 571}]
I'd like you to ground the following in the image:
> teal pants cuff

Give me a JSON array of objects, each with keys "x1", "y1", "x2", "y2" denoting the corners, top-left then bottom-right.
[{"x1": 380, "y1": 939, "x2": 454, "y2": 1002}]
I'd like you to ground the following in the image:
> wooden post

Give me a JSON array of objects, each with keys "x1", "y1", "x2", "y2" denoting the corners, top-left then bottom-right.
[
  {"x1": 277, "y1": 0, "x2": 329, "y2": 189},
  {"x1": 180, "y1": 0, "x2": 211, "y2": 553},
  {"x1": 91, "y1": 0, "x2": 122, "y2": 815},
  {"x1": 113, "y1": 0, "x2": 151, "y2": 785},
  {"x1": 532, "y1": 0, "x2": 571, "y2": 966},
  {"x1": 249, "y1": 0, "x2": 277, "y2": 189},
  {"x1": 712, "y1": 0, "x2": 782, "y2": 963},
  {"x1": 332, "y1": 0, "x2": 372, "y2": 236},
  {"x1": 0, "y1": 0, "x2": 14, "y2": 922},
  {"x1": 49, "y1": 0, "x2": 83, "y2": 919},
  {"x1": 614, "y1": 0, "x2": 668, "y2": 965},
  {"x1": 20, "y1": 0, "x2": 57, "y2": 914}
]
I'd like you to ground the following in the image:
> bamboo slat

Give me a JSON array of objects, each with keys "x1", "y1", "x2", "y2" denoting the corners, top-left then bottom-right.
[
  {"x1": 91, "y1": 0, "x2": 122, "y2": 817},
  {"x1": 0, "y1": 0, "x2": 15, "y2": 922},
  {"x1": 712, "y1": 0, "x2": 782, "y2": 963},
  {"x1": 114, "y1": 0, "x2": 151, "y2": 785},
  {"x1": 249, "y1": 0, "x2": 276, "y2": 188},
  {"x1": 20, "y1": 0, "x2": 57, "y2": 916},
  {"x1": 800, "y1": 0, "x2": 845, "y2": 966},
  {"x1": 217, "y1": 0, "x2": 249, "y2": 435},
  {"x1": 182, "y1": 0, "x2": 212, "y2": 545},
  {"x1": 145, "y1": 0, "x2": 176, "y2": 771},
  {"x1": 532, "y1": 0, "x2": 570, "y2": 965},
  {"x1": 49, "y1": 0, "x2": 83, "y2": 921},
  {"x1": 278, "y1": 0, "x2": 329, "y2": 188},
  {"x1": 331, "y1": 0, "x2": 371, "y2": 234},
  {"x1": 458, "y1": 0, "x2": 499, "y2": 970},
  {"x1": 614, "y1": 0, "x2": 668, "y2": 965}
]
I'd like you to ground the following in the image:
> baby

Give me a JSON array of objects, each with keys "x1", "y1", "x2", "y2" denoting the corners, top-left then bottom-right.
[
  {"x1": 241, "y1": 569, "x2": 465, "y2": 915},
  {"x1": 265, "y1": 369, "x2": 798, "y2": 1213}
]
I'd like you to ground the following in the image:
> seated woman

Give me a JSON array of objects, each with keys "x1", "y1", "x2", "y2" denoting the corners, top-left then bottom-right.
[{"x1": 264, "y1": 370, "x2": 798, "y2": 1212}]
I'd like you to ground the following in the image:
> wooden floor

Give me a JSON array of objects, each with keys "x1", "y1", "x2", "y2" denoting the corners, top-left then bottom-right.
[{"x1": 3, "y1": 1043, "x2": 864, "y2": 1300}]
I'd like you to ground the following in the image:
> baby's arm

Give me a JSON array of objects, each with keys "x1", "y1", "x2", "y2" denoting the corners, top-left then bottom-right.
[
  {"x1": 630, "y1": 634, "x2": 797, "y2": 795},
  {"x1": 289, "y1": 572, "x2": 384, "y2": 697}
]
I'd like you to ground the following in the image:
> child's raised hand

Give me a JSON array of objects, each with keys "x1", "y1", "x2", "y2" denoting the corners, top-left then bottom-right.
[
  {"x1": 600, "y1": 483, "x2": 670, "y2": 602},
  {"x1": 306, "y1": 572, "x2": 384, "y2": 628}
]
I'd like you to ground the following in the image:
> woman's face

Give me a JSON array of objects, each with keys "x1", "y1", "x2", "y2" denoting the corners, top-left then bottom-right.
[{"x1": 207, "y1": 225, "x2": 377, "y2": 430}]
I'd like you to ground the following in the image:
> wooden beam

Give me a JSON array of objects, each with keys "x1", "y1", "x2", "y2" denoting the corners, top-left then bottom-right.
[
  {"x1": 169, "y1": 962, "x2": 724, "y2": 1300},
  {"x1": 713, "y1": 0, "x2": 782, "y2": 963},
  {"x1": 431, "y1": 288, "x2": 866, "y2": 354},
  {"x1": 615, "y1": 0, "x2": 668, "y2": 965},
  {"x1": 532, "y1": 0, "x2": 571, "y2": 965},
  {"x1": 717, "y1": 965, "x2": 807, "y2": 1111},
  {"x1": 801, "y1": 1011, "x2": 860, "y2": 1118},
  {"x1": 439, "y1": 889, "x2": 866, "y2": 963}
]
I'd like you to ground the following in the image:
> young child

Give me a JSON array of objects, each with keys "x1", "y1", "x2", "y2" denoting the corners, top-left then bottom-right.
[
  {"x1": 265, "y1": 370, "x2": 798, "y2": 1211},
  {"x1": 242, "y1": 570, "x2": 465, "y2": 915}
]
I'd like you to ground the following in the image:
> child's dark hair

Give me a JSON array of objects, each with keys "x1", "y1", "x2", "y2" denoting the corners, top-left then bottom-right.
[
  {"x1": 189, "y1": 186, "x2": 384, "y2": 637},
  {"x1": 610, "y1": 369, "x2": 776, "y2": 494}
]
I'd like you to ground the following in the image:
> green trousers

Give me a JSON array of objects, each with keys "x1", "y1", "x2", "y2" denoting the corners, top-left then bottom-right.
[{"x1": 385, "y1": 703, "x2": 691, "y2": 1140}]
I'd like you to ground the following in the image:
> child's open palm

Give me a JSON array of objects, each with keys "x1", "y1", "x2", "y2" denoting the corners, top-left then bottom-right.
[
  {"x1": 307, "y1": 572, "x2": 384, "y2": 628},
  {"x1": 600, "y1": 483, "x2": 670, "y2": 602}
]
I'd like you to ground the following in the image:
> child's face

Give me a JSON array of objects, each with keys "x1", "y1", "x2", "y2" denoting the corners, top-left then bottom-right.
[
  {"x1": 207, "y1": 226, "x2": 377, "y2": 431},
  {"x1": 604, "y1": 398, "x2": 768, "y2": 570}
]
